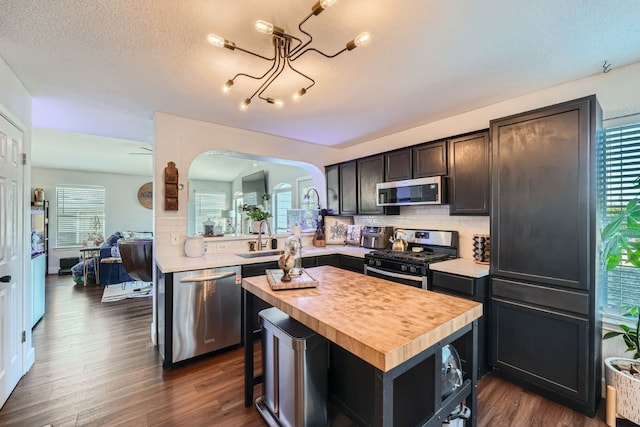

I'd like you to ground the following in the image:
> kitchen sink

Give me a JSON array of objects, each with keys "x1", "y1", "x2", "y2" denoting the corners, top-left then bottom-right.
[{"x1": 235, "y1": 250, "x2": 284, "y2": 259}]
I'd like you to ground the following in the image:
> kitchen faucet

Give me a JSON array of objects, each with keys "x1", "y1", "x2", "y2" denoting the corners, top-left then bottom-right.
[{"x1": 257, "y1": 220, "x2": 272, "y2": 251}]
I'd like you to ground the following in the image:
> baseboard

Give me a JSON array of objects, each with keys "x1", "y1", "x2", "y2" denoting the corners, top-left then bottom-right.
[
  {"x1": 25, "y1": 345, "x2": 35, "y2": 373},
  {"x1": 150, "y1": 322, "x2": 156, "y2": 346}
]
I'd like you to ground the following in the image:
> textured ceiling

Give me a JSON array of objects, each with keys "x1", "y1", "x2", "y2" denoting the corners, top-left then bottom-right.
[{"x1": 2, "y1": 1, "x2": 640, "y2": 175}]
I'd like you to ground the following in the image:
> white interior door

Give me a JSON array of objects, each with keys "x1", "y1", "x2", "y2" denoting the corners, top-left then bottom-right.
[{"x1": 0, "y1": 113, "x2": 24, "y2": 408}]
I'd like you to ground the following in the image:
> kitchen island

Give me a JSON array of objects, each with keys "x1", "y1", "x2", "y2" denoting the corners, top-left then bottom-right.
[{"x1": 242, "y1": 265, "x2": 483, "y2": 426}]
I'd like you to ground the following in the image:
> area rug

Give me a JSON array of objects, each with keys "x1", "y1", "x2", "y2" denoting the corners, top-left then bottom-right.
[{"x1": 101, "y1": 282, "x2": 153, "y2": 303}]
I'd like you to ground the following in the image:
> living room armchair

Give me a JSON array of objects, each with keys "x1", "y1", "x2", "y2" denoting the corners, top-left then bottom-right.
[{"x1": 98, "y1": 232, "x2": 134, "y2": 286}]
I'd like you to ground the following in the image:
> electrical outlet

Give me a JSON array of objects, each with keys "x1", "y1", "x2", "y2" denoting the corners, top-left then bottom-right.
[
  {"x1": 170, "y1": 232, "x2": 180, "y2": 246},
  {"x1": 217, "y1": 243, "x2": 226, "y2": 251}
]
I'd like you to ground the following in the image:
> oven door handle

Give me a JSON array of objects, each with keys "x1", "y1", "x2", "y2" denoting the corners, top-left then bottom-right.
[{"x1": 365, "y1": 266, "x2": 424, "y2": 283}]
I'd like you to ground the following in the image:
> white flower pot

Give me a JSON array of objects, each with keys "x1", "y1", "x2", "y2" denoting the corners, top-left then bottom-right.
[
  {"x1": 249, "y1": 220, "x2": 268, "y2": 234},
  {"x1": 605, "y1": 357, "x2": 640, "y2": 426}
]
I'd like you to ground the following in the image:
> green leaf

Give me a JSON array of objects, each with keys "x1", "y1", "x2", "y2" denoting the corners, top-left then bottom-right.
[
  {"x1": 628, "y1": 250, "x2": 640, "y2": 268},
  {"x1": 605, "y1": 252, "x2": 623, "y2": 270},
  {"x1": 603, "y1": 331, "x2": 622, "y2": 340},
  {"x1": 602, "y1": 216, "x2": 624, "y2": 240}
]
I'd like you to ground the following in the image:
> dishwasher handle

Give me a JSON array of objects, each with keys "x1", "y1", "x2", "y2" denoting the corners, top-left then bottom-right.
[{"x1": 179, "y1": 271, "x2": 236, "y2": 283}]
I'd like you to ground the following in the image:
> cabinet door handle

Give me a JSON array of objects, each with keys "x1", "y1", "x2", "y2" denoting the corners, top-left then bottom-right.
[
  {"x1": 0, "y1": 275, "x2": 11, "y2": 283},
  {"x1": 179, "y1": 271, "x2": 236, "y2": 283}
]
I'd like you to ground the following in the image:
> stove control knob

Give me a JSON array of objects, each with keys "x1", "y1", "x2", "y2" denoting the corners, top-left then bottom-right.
[
  {"x1": 401, "y1": 264, "x2": 408, "y2": 272},
  {"x1": 409, "y1": 266, "x2": 417, "y2": 274},
  {"x1": 368, "y1": 259, "x2": 374, "y2": 266},
  {"x1": 375, "y1": 260, "x2": 382, "y2": 267}
]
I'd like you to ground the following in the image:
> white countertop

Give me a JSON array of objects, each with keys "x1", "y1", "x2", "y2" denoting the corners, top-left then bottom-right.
[
  {"x1": 429, "y1": 258, "x2": 490, "y2": 278},
  {"x1": 155, "y1": 245, "x2": 372, "y2": 273}
]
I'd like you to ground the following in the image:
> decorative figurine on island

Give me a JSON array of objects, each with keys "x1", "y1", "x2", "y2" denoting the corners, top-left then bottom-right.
[
  {"x1": 278, "y1": 229, "x2": 303, "y2": 282},
  {"x1": 277, "y1": 252, "x2": 296, "y2": 282}
]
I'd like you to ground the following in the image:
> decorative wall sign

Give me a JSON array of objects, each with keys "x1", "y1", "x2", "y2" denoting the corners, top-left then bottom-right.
[
  {"x1": 137, "y1": 182, "x2": 153, "y2": 209},
  {"x1": 164, "y1": 161, "x2": 179, "y2": 211}
]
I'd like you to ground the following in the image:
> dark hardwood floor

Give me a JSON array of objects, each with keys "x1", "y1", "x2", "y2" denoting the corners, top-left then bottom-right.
[{"x1": 0, "y1": 274, "x2": 632, "y2": 427}]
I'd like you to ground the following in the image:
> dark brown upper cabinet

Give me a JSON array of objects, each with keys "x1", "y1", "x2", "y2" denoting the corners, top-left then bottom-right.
[
  {"x1": 412, "y1": 139, "x2": 448, "y2": 178},
  {"x1": 448, "y1": 131, "x2": 490, "y2": 215},
  {"x1": 384, "y1": 148, "x2": 412, "y2": 182},
  {"x1": 325, "y1": 164, "x2": 340, "y2": 215},
  {"x1": 357, "y1": 155, "x2": 385, "y2": 215},
  {"x1": 339, "y1": 161, "x2": 358, "y2": 215}
]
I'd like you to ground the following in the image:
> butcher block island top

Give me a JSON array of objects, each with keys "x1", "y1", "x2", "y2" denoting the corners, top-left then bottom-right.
[{"x1": 242, "y1": 265, "x2": 483, "y2": 372}]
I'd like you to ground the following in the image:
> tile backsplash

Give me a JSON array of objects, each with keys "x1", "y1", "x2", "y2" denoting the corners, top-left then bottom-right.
[{"x1": 353, "y1": 205, "x2": 489, "y2": 260}]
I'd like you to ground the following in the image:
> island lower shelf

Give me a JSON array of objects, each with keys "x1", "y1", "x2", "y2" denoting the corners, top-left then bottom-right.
[{"x1": 242, "y1": 265, "x2": 483, "y2": 426}]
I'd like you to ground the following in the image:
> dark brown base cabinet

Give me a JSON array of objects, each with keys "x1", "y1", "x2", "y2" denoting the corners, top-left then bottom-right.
[
  {"x1": 431, "y1": 270, "x2": 490, "y2": 378},
  {"x1": 489, "y1": 95, "x2": 602, "y2": 416}
]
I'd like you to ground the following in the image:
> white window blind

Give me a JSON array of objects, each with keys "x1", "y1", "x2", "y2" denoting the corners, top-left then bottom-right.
[
  {"x1": 601, "y1": 123, "x2": 640, "y2": 309},
  {"x1": 56, "y1": 185, "x2": 105, "y2": 247},
  {"x1": 194, "y1": 191, "x2": 227, "y2": 234}
]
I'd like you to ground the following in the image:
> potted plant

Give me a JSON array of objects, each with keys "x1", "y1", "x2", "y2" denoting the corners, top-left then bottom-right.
[
  {"x1": 601, "y1": 178, "x2": 640, "y2": 426},
  {"x1": 243, "y1": 204, "x2": 272, "y2": 234}
]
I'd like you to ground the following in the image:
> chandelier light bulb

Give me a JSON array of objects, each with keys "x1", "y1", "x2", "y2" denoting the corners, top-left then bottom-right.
[
  {"x1": 320, "y1": 0, "x2": 338, "y2": 9},
  {"x1": 293, "y1": 88, "x2": 307, "y2": 99},
  {"x1": 354, "y1": 32, "x2": 371, "y2": 47},
  {"x1": 223, "y1": 79, "x2": 234, "y2": 92},
  {"x1": 346, "y1": 32, "x2": 370, "y2": 51},
  {"x1": 207, "y1": 33, "x2": 226, "y2": 48},
  {"x1": 240, "y1": 99, "x2": 251, "y2": 110},
  {"x1": 312, "y1": 0, "x2": 338, "y2": 15},
  {"x1": 255, "y1": 20, "x2": 274, "y2": 35},
  {"x1": 266, "y1": 97, "x2": 284, "y2": 106}
]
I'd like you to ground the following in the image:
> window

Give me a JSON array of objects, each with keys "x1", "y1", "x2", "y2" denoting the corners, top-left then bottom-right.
[
  {"x1": 272, "y1": 183, "x2": 292, "y2": 234},
  {"x1": 194, "y1": 191, "x2": 227, "y2": 234},
  {"x1": 600, "y1": 123, "x2": 640, "y2": 310},
  {"x1": 56, "y1": 185, "x2": 105, "y2": 247}
]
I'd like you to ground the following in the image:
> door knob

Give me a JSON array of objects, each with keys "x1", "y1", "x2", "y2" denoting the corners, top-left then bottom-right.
[{"x1": 0, "y1": 275, "x2": 11, "y2": 283}]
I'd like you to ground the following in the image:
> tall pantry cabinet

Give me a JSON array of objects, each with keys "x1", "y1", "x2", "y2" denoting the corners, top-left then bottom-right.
[{"x1": 489, "y1": 95, "x2": 602, "y2": 416}]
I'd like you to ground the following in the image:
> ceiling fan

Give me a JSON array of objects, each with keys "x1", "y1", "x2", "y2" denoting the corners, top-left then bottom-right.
[{"x1": 129, "y1": 146, "x2": 153, "y2": 156}]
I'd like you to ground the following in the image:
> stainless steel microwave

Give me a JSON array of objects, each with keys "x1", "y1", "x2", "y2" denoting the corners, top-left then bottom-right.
[{"x1": 376, "y1": 176, "x2": 444, "y2": 206}]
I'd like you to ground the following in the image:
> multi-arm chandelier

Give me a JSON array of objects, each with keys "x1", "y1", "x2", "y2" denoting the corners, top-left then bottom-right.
[{"x1": 207, "y1": 0, "x2": 370, "y2": 110}]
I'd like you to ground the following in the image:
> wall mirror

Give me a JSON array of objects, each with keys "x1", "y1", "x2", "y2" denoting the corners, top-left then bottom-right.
[{"x1": 187, "y1": 150, "x2": 323, "y2": 236}]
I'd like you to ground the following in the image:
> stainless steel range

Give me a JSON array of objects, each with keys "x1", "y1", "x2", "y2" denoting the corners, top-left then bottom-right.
[{"x1": 364, "y1": 229, "x2": 458, "y2": 289}]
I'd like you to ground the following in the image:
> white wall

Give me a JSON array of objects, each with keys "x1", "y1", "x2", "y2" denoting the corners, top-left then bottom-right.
[{"x1": 32, "y1": 167, "x2": 153, "y2": 273}]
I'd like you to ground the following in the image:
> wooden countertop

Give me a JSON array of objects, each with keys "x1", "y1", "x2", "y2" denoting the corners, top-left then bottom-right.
[{"x1": 242, "y1": 265, "x2": 483, "y2": 372}]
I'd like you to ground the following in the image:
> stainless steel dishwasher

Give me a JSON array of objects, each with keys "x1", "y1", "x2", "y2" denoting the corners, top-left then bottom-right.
[{"x1": 171, "y1": 266, "x2": 241, "y2": 363}]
